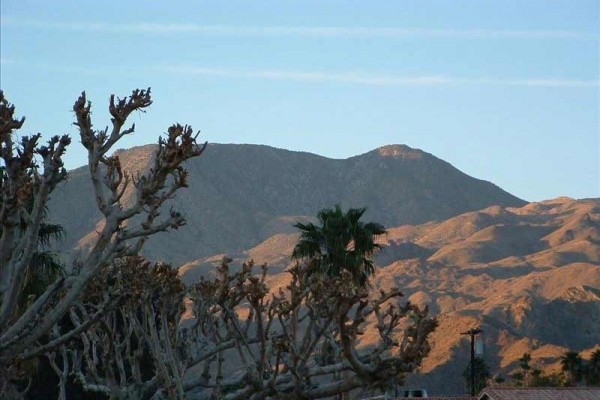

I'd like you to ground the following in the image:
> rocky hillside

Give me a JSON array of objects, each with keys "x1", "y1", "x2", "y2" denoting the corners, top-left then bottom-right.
[
  {"x1": 179, "y1": 197, "x2": 600, "y2": 396},
  {"x1": 48, "y1": 143, "x2": 525, "y2": 264},
  {"x1": 46, "y1": 142, "x2": 598, "y2": 396}
]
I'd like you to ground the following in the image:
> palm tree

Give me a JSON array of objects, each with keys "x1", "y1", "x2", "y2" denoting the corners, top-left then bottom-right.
[
  {"x1": 292, "y1": 205, "x2": 386, "y2": 287},
  {"x1": 292, "y1": 205, "x2": 386, "y2": 400},
  {"x1": 462, "y1": 357, "x2": 490, "y2": 394},
  {"x1": 21, "y1": 223, "x2": 64, "y2": 301},
  {"x1": 586, "y1": 349, "x2": 600, "y2": 386},
  {"x1": 3, "y1": 196, "x2": 66, "y2": 394},
  {"x1": 16, "y1": 198, "x2": 65, "y2": 311},
  {"x1": 0, "y1": 163, "x2": 66, "y2": 313},
  {"x1": 561, "y1": 350, "x2": 583, "y2": 386},
  {"x1": 519, "y1": 353, "x2": 532, "y2": 386}
]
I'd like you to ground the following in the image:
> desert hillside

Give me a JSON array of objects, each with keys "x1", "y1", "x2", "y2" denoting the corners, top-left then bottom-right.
[
  {"x1": 48, "y1": 143, "x2": 525, "y2": 264},
  {"x1": 180, "y1": 197, "x2": 600, "y2": 396},
  {"x1": 46, "y1": 143, "x2": 598, "y2": 396}
]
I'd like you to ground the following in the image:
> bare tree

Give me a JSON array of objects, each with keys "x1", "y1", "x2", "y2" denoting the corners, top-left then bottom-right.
[
  {"x1": 0, "y1": 89, "x2": 205, "y2": 391},
  {"x1": 56, "y1": 257, "x2": 435, "y2": 400},
  {"x1": 181, "y1": 258, "x2": 437, "y2": 399},
  {"x1": 1, "y1": 89, "x2": 436, "y2": 399},
  {"x1": 44, "y1": 257, "x2": 187, "y2": 400}
]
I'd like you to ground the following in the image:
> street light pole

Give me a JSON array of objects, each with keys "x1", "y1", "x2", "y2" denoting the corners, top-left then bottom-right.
[{"x1": 461, "y1": 327, "x2": 482, "y2": 397}]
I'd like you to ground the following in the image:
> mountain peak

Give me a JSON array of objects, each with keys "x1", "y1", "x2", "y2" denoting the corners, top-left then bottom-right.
[
  {"x1": 50, "y1": 142, "x2": 526, "y2": 265},
  {"x1": 375, "y1": 144, "x2": 425, "y2": 159}
]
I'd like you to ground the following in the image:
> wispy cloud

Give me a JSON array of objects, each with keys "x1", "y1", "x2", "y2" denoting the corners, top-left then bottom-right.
[
  {"x1": 162, "y1": 67, "x2": 450, "y2": 86},
  {"x1": 465, "y1": 78, "x2": 600, "y2": 88},
  {"x1": 0, "y1": 58, "x2": 15, "y2": 65},
  {"x1": 160, "y1": 66, "x2": 600, "y2": 88},
  {"x1": 1, "y1": 17, "x2": 597, "y2": 40},
  {"x1": 3, "y1": 58, "x2": 596, "y2": 88}
]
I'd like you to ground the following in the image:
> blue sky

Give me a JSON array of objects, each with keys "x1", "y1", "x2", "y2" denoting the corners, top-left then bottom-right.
[{"x1": 1, "y1": 0, "x2": 598, "y2": 201}]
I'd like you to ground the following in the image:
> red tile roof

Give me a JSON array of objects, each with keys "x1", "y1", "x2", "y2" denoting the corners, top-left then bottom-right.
[
  {"x1": 478, "y1": 387, "x2": 600, "y2": 400},
  {"x1": 421, "y1": 398, "x2": 476, "y2": 400}
]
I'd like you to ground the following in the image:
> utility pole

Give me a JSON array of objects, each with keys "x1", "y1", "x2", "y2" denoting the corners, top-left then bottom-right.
[{"x1": 461, "y1": 327, "x2": 482, "y2": 397}]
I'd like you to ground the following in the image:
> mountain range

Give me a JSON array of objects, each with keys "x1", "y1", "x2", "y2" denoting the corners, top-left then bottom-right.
[
  {"x1": 47, "y1": 143, "x2": 599, "y2": 396},
  {"x1": 49, "y1": 143, "x2": 525, "y2": 264},
  {"x1": 179, "y1": 196, "x2": 600, "y2": 396}
]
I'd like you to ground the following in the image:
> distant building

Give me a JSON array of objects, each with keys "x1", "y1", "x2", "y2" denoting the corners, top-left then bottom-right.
[
  {"x1": 394, "y1": 397, "x2": 475, "y2": 400},
  {"x1": 477, "y1": 387, "x2": 600, "y2": 400},
  {"x1": 377, "y1": 386, "x2": 600, "y2": 400}
]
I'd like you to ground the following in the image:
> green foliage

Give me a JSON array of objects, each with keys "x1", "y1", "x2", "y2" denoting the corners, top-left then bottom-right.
[
  {"x1": 462, "y1": 356, "x2": 490, "y2": 394},
  {"x1": 292, "y1": 204, "x2": 386, "y2": 286},
  {"x1": 21, "y1": 250, "x2": 63, "y2": 300},
  {"x1": 530, "y1": 370, "x2": 565, "y2": 387},
  {"x1": 531, "y1": 369, "x2": 542, "y2": 384},
  {"x1": 511, "y1": 372, "x2": 524, "y2": 383},
  {"x1": 519, "y1": 352, "x2": 532, "y2": 386},
  {"x1": 586, "y1": 349, "x2": 600, "y2": 386},
  {"x1": 519, "y1": 353, "x2": 532, "y2": 372},
  {"x1": 561, "y1": 351, "x2": 584, "y2": 385},
  {"x1": 15, "y1": 199, "x2": 65, "y2": 311},
  {"x1": 36, "y1": 222, "x2": 64, "y2": 248},
  {"x1": 508, "y1": 349, "x2": 600, "y2": 388}
]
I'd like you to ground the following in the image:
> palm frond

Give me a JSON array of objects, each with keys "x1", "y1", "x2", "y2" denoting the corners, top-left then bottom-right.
[
  {"x1": 18, "y1": 251, "x2": 65, "y2": 309},
  {"x1": 292, "y1": 205, "x2": 386, "y2": 287},
  {"x1": 38, "y1": 222, "x2": 65, "y2": 247}
]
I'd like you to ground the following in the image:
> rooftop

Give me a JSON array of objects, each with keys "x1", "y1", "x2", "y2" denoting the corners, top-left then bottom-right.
[{"x1": 478, "y1": 387, "x2": 600, "y2": 400}]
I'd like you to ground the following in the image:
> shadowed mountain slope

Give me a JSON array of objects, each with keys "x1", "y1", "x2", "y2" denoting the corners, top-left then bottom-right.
[{"x1": 49, "y1": 143, "x2": 525, "y2": 264}]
